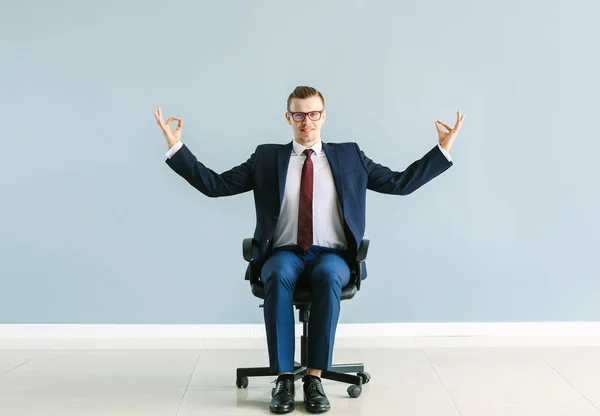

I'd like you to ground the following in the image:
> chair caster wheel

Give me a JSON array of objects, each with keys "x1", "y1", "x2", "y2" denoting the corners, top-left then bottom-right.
[
  {"x1": 236, "y1": 376, "x2": 248, "y2": 388},
  {"x1": 347, "y1": 385, "x2": 362, "y2": 398},
  {"x1": 358, "y1": 371, "x2": 371, "y2": 384}
]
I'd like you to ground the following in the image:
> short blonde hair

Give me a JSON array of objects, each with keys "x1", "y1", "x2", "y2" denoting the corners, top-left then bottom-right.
[{"x1": 287, "y1": 86, "x2": 325, "y2": 112}]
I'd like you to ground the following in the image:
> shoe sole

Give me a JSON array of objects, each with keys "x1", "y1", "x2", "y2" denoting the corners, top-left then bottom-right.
[
  {"x1": 304, "y1": 399, "x2": 331, "y2": 413},
  {"x1": 270, "y1": 404, "x2": 295, "y2": 414}
]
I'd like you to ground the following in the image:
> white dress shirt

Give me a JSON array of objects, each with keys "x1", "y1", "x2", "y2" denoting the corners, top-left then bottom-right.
[
  {"x1": 272, "y1": 139, "x2": 348, "y2": 250},
  {"x1": 165, "y1": 140, "x2": 451, "y2": 250}
]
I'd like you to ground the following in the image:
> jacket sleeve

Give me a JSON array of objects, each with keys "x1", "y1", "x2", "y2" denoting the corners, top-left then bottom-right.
[
  {"x1": 165, "y1": 143, "x2": 257, "y2": 197},
  {"x1": 355, "y1": 143, "x2": 452, "y2": 195}
]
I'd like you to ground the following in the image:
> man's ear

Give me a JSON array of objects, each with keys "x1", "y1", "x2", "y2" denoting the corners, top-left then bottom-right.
[{"x1": 285, "y1": 112, "x2": 291, "y2": 125}]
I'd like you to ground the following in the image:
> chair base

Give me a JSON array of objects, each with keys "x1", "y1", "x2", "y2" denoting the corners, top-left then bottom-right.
[{"x1": 236, "y1": 362, "x2": 370, "y2": 398}]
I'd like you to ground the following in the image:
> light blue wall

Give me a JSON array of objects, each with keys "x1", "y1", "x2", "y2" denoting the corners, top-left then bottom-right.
[{"x1": 1, "y1": 0, "x2": 598, "y2": 324}]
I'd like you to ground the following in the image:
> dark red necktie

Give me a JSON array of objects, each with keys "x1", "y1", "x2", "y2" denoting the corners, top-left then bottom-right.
[{"x1": 297, "y1": 149, "x2": 314, "y2": 250}]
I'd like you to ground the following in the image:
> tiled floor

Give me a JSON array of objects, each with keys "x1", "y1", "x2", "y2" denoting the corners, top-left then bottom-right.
[{"x1": 1, "y1": 339, "x2": 600, "y2": 415}]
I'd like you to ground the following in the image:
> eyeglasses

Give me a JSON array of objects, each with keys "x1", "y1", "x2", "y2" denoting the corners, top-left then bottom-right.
[{"x1": 288, "y1": 110, "x2": 324, "y2": 122}]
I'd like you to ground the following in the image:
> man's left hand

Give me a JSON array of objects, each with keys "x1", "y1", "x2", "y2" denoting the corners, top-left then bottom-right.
[{"x1": 436, "y1": 110, "x2": 464, "y2": 152}]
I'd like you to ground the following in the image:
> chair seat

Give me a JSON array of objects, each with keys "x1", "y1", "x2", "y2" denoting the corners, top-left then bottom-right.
[{"x1": 250, "y1": 281, "x2": 357, "y2": 303}]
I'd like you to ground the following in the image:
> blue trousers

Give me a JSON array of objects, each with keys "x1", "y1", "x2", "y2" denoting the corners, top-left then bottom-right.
[{"x1": 261, "y1": 245, "x2": 351, "y2": 373}]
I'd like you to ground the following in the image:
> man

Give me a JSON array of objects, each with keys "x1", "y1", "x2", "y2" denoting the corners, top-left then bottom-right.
[{"x1": 154, "y1": 86, "x2": 464, "y2": 413}]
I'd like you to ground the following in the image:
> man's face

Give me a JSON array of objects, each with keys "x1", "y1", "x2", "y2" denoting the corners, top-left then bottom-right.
[{"x1": 285, "y1": 96, "x2": 326, "y2": 147}]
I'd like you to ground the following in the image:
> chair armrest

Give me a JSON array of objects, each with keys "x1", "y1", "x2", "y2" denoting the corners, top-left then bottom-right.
[
  {"x1": 356, "y1": 239, "x2": 369, "y2": 262},
  {"x1": 242, "y1": 238, "x2": 261, "y2": 286},
  {"x1": 352, "y1": 239, "x2": 369, "y2": 291},
  {"x1": 242, "y1": 238, "x2": 253, "y2": 262}
]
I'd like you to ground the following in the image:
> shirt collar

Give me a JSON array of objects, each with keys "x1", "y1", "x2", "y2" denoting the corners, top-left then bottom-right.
[{"x1": 292, "y1": 139, "x2": 322, "y2": 156}]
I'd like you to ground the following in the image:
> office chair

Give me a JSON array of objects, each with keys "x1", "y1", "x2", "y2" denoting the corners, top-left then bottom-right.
[{"x1": 235, "y1": 238, "x2": 371, "y2": 398}]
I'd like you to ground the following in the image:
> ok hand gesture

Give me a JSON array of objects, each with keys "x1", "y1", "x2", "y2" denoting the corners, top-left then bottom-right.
[
  {"x1": 436, "y1": 110, "x2": 464, "y2": 152},
  {"x1": 154, "y1": 106, "x2": 183, "y2": 149}
]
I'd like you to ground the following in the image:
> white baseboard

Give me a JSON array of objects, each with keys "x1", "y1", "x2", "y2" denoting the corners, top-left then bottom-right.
[
  {"x1": 2, "y1": 323, "x2": 600, "y2": 349},
  {"x1": 2, "y1": 322, "x2": 600, "y2": 338}
]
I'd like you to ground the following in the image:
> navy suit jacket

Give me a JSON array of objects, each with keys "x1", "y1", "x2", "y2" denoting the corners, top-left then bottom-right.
[{"x1": 166, "y1": 141, "x2": 453, "y2": 280}]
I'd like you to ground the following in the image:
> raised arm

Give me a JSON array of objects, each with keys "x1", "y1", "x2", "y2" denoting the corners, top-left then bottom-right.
[
  {"x1": 358, "y1": 110, "x2": 464, "y2": 195},
  {"x1": 357, "y1": 143, "x2": 452, "y2": 195},
  {"x1": 155, "y1": 106, "x2": 255, "y2": 197},
  {"x1": 166, "y1": 144, "x2": 255, "y2": 197}
]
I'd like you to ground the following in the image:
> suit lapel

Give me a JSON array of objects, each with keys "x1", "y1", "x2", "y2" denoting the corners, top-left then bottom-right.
[
  {"x1": 276, "y1": 141, "x2": 292, "y2": 209},
  {"x1": 322, "y1": 142, "x2": 344, "y2": 209}
]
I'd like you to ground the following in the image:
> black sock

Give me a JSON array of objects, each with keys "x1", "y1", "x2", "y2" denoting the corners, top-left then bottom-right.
[{"x1": 278, "y1": 373, "x2": 294, "y2": 381}]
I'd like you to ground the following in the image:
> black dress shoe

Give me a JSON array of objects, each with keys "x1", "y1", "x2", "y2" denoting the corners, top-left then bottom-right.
[
  {"x1": 303, "y1": 375, "x2": 331, "y2": 413},
  {"x1": 270, "y1": 376, "x2": 295, "y2": 414}
]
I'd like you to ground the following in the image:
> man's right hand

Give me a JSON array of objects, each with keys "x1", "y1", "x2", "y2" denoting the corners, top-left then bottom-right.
[{"x1": 154, "y1": 106, "x2": 183, "y2": 149}]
